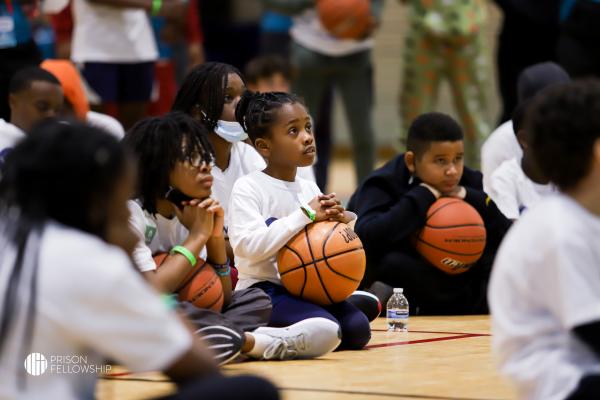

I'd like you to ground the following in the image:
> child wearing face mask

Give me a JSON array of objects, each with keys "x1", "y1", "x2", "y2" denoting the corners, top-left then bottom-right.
[
  {"x1": 123, "y1": 112, "x2": 342, "y2": 364},
  {"x1": 172, "y1": 62, "x2": 315, "y2": 259}
]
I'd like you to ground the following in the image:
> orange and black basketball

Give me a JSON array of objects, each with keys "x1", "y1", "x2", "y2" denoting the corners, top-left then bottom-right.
[
  {"x1": 154, "y1": 253, "x2": 224, "y2": 312},
  {"x1": 317, "y1": 0, "x2": 372, "y2": 40},
  {"x1": 415, "y1": 198, "x2": 487, "y2": 275},
  {"x1": 277, "y1": 221, "x2": 366, "y2": 305}
]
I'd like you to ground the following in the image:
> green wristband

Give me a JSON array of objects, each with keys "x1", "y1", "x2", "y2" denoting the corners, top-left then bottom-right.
[
  {"x1": 151, "y1": 0, "x2": 162, "y2": 16},
  {"x1": 170, "y1": 245, "x2": 196, "y2": 267},
  {"x1": 301, "y1": 205, "x2": 316, "y2": 222}
]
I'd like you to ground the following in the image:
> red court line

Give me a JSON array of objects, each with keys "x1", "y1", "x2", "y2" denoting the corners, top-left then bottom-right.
[
  {"x1": 365, "y1": 333, "x2": 488, "y2": 349},
  {"x1": 372, "y1": 329, "x2": 491, "y2": 336},
  {"x1": 105, "y1": 334, "x2": 489, "y2": 377}
]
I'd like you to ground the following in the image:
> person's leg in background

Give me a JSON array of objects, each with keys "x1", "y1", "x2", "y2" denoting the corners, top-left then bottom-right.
[
  {"x1": 291, "y1": 42, "x2": 332, "y2": 188},
  {"x1": 446, "y1": 34, "x2": 490, "y2": 169},
  {"x1": 81, "y1": 62, "x2": 119, "y2": 118},
  {"x1": 335, "y1": 49, "x2": 376, "y2": 185},
  {"x1": 313, "y1": 86, "x2": 334, "y2": 191},
  {"x1": 400, "y1": 28, "x2": 442, "y2": 147},
  {"x1": 118, "y1": 62, "x2": 154, "y2": 130}
]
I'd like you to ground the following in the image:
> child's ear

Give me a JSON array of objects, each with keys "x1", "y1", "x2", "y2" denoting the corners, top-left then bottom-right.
[
  {"x1": 254, "y1": 138, "x2": 271, "y2": 158},
  {"x1": 405, "y1": 151, "x2": 416, "y2": 174}
]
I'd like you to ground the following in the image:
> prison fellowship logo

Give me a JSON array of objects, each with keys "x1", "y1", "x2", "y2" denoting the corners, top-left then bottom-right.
[
  {"x1": 24, "y1": 353, "x2": 111, "y2": 376},
  {"x1": 24, "y1": 353, "x2": 47, "y2": 376}
]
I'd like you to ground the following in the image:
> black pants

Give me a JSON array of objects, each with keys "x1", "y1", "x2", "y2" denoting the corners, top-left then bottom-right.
[
  {"x1": 0, "y1": 41, "x2": 42, "y2": 121},
  {"x1": 566, "y1": 375, "x2": 600, "y2": 400},
  {"x1": 496, "y1": 8, "x2": 559, "y2": 123},
  {"x1": 557, "y1": 0, "x2": 600, "y2": 79},
  {"x1": 159, "y1": 375, "x2": 279, "y2": 400},
  {"x1": 367, "y1": 251, "x2": 489, "y2": 315}
]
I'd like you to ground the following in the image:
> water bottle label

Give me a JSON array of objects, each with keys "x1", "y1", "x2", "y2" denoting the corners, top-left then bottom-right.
[{"x1": 387, "y1": 309, "x2": 408, "y2": 320}]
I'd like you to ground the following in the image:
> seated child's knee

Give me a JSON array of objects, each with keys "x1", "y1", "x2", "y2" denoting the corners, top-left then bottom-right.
[{"x1": 340, "y1": 312, "x2": 371, "y2": 350}]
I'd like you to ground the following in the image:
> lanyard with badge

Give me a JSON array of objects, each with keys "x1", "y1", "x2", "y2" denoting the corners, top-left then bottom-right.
[{"x1": 0, "y1": 0, "x2": 17, "y2": 48}]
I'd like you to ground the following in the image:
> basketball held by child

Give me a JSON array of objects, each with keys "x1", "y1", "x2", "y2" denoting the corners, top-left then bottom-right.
[
  {"x1": 154, "y1": 253, "x2": 224, "y2": 312},
  {"x1": 277, "y1": 221, "x2": 366, "y2": 306},
  {"x1": 415, "y1": 198, "x2": 487, "y2": 275},
  {"x1": 317, "y1": 0, "x2": 372, "y2": 40}
]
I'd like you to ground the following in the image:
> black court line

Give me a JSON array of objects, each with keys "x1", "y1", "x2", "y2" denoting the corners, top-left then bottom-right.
[{"x1": 99, "y1": 377, "x2": 504, "y2": 400}]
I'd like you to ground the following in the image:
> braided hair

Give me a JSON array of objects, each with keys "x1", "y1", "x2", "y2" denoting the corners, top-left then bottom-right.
[
  {"x1": 235, "y1": 91, "x2": 303, "y2": 143},
  {"x1": 171, "y1": 62, "x2": 244, "y2": 131},
  {"x1": 0, "y1": 120, "x2": 128, "y2": 387},
  {"x1": 122, "y1": 112, "x2": 214, "y2": 215}
]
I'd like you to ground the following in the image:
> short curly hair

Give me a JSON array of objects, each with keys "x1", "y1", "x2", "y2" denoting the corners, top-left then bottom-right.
[{"x1": 527, "y1": 80, "x2": 600, "y2": 191}]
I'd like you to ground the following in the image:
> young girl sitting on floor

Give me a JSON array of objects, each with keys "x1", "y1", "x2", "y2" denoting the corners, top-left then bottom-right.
[{"x1": 229, "y1": 92, "x2": 371, "y2": 350}]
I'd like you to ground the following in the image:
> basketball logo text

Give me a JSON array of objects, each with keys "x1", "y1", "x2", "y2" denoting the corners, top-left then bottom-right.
[{"x1": 340, "y1": 227, "x2": 358, "y2": 244}]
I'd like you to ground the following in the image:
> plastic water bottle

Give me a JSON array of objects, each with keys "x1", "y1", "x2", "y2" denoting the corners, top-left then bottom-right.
[{"x1": 387, "y1": 288, "x2": 409, "y2": 332}]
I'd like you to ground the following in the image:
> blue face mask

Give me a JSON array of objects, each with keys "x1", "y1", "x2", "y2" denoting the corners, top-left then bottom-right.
[{"x1": 214, "y1": 120, "x2": 248, "y2": 143}]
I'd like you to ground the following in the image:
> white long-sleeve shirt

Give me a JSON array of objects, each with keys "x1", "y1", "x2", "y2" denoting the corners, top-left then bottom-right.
[{"x1": 228, "y1": 171, "x2": 320, "y2": 290}]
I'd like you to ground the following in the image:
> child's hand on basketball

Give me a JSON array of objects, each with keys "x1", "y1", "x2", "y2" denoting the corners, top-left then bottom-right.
[
  {"x1": 307, "y1": 193, "x2": 344, "y2": 222},
  {"x1": 320, "y1": 193, "x2": 346, "y2": 221},
  {"x1": 175, "y1": 198, "x2": 214, "y2": 239}
]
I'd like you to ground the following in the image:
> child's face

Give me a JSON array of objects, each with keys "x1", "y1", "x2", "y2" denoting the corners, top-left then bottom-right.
[
  {"x1": 220, "y1": 73, "x2": 246, "y2": 122},
  {"x1": 169, "y1": 144, "x2": 214, "y2": 199},
  {"x1": 248, "y1": 73, "x2": 290, "y2": 94},
  {"x1": 260, "y1": 102, "x2": 315, "y2": 169},
  {"x1": 406, "y1": 141, "x2": 464, "y2": 195},
  {"x1": 9, "y1": 81, "x2": 63, "y2": 131}
]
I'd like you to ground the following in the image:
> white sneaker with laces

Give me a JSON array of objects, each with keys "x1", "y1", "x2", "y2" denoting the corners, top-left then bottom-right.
[{"x1": 253, "y1": 317, "x2": 341, "y2": 360}]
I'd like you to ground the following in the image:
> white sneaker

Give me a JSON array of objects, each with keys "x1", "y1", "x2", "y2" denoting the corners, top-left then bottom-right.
[{"x1": 253, "y1": 318, "x2": 341, "y2": 360}]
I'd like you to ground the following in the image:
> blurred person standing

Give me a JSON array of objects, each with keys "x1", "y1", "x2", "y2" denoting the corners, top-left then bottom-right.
[{"x1": 399, "y1": 0, "x2": 489, "y2": 168}]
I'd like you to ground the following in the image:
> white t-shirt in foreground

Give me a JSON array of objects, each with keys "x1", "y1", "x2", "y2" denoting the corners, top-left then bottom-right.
[
  {"x1": 489, "y1": 194, "x2": 600, "y2": 400},
  {"x1": 212, "y1": 141, "x2": 315, "y2": 236},
  {"x1": 228, "y1": 171, "x2": 320, "y2": 290},
  {"x1": 481, "y1": 120, "x2": 522, "y2": 192},
  {"x1": 71, "y1": 0, "x2": 158, "y2": 63},
  {"x1": 488, "y1": 157, "x2": 555, "y2": 220},
  {"x1": 0, "y1": 119, "x2": 25, "y2": 153},
  {"x1": 128, "y1": 200, "x2": 207, "y2": 272},
  {"x1": 0, "y1": 222, "x2": 191, "y2": 400}
]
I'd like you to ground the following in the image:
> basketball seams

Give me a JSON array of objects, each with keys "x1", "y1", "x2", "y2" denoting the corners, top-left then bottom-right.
[
  {"x1": 416, "y1": 236, "x2": 485, "y2": 257},
  {"x1": 424, "y1": 223, "x2": 486, "y2": 229},
  {"x1": 280, "y1": 244, "x2": 306, "y2": 271},
  {"x1": 175, "y1": 261, "x2": 208, "y2": 293},
  {"x1": 322, "y1": 249, "x2": 363, "y2": 283},
  {"x1": 202, "y1": 290, "x2": 224, "y2": 311},
  {"x1": 425, "y1": 199, "x2": 462, "y2": 222},
  {"x1": 279, "y1": 247, "x2": 364, "y2": 276},
  {"x1": 304, "y1": 225, "x2": 334, "y2": 305}
]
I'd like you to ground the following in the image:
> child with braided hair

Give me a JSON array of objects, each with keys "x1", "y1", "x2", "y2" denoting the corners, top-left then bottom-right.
[
  {"x1": 171, "y1": 62, "x2": 314, "y2": 263},
  {"x1": 228, "y1": 91, "x2": 371, "y2": 351}
]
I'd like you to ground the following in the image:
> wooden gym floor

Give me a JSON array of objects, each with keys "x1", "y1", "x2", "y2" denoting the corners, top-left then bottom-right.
[{"x1": 97, "y1": 316, "x2": 516, "y2": 400}]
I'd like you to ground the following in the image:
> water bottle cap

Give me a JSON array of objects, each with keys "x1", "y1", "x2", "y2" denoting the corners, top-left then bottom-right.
[{"x1": 393, "y1": 288, "x2": 403, "y2": 293}]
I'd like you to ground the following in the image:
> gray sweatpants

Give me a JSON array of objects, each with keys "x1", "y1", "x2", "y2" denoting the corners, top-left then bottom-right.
[{"x1": 178, "y1": 288, "x2": 272, "y2": 340}]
